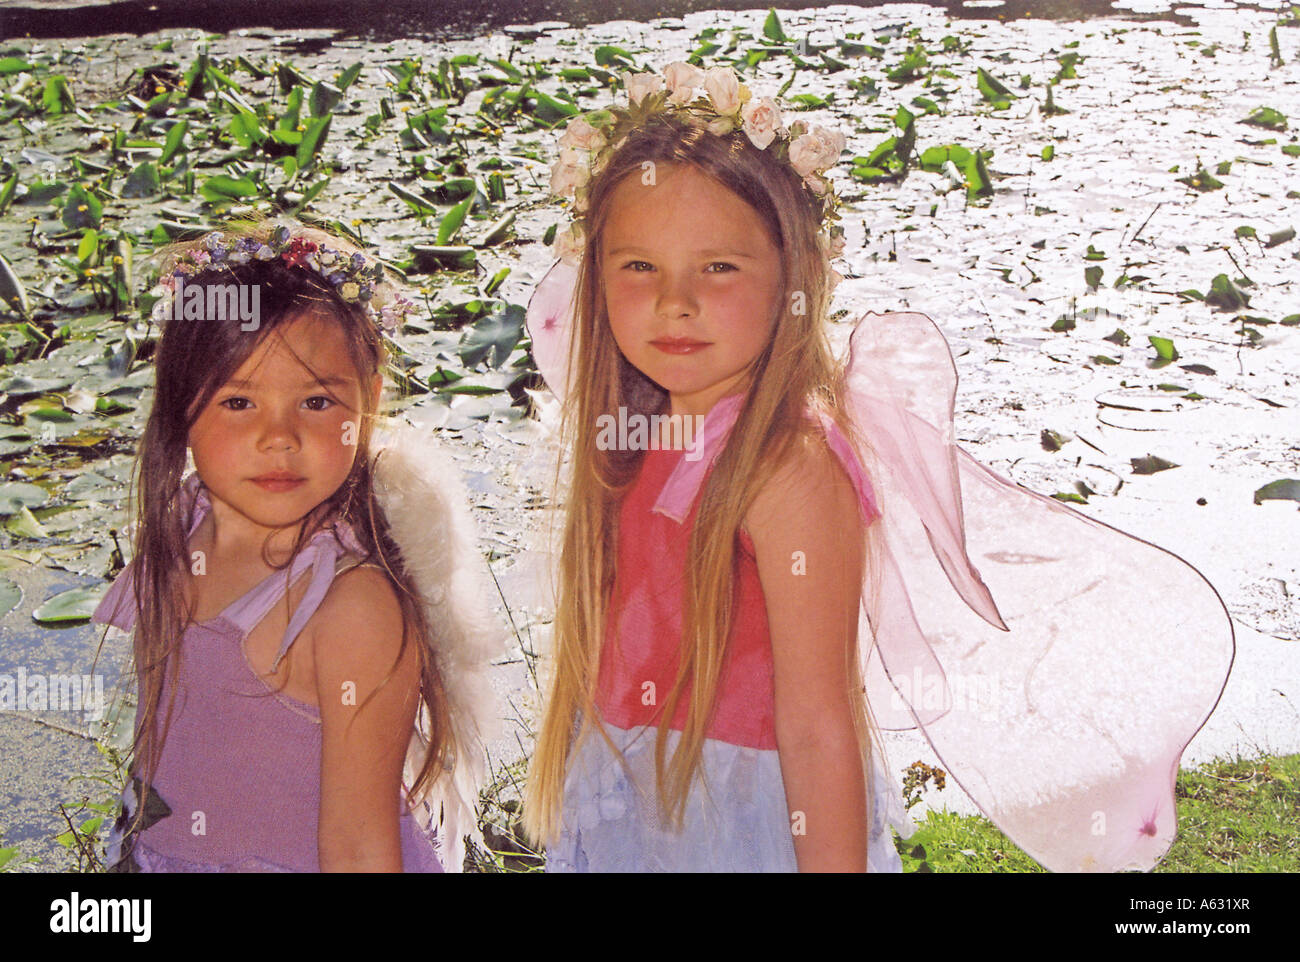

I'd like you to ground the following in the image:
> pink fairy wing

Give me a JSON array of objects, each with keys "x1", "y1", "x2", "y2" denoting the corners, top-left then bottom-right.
[
  {"x1": 841, "y1": 310, "x2": 1235, "y2": 872},
  {"x1": 525, "y1": 259, "x2": 580, "y2": 404}
]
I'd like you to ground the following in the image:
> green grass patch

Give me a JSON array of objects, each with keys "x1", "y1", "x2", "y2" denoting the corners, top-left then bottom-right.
[{"x1": 893, "y1": 752, "x2": 1300, "y2": 872}]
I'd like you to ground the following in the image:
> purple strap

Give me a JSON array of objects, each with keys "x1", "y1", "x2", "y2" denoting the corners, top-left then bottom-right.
[{"x1": 93, "y1": 473, "x2": 366, "y2": 669}]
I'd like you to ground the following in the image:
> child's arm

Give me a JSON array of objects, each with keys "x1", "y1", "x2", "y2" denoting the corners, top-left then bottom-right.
[
  {"x1": 311, "y1": 566, "x2": 422, "y2": 873},
  {"x1": 746, "y1": 434, "x2": 868, "y2": 872}
]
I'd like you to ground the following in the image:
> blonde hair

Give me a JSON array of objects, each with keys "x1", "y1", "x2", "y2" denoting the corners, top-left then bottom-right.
[{"x1": 524, "y1": 112, "x2": 889, "y2": 848}]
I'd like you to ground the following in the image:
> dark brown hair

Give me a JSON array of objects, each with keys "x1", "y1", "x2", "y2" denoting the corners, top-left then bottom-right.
[{"x1": 115, "y1": 220, "x2": 452, "y2": 846}]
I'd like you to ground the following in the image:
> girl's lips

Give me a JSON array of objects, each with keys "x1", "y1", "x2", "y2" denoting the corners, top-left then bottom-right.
[
  {"x1": 651, "y1": 338, "x2": 711, "y2": 355},
  {"x1": 251, "y1": 475, "x2": 305, "y2": 492}
]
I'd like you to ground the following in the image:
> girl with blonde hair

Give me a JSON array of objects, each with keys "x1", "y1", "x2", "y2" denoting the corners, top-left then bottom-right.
[{"x1": 523, "y1": 63, "x2": 1232, "y2": 873}]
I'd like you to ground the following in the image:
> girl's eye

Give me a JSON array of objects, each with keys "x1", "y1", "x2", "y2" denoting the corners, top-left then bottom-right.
[
  {"x1": 219, "y1": 397, "x2": 250, "y2": 411},
  {"x1": 304, "y1": 396, "x2": 335, "y2": 412},
  {"x1": 623, "y1": 261, "x2": 737, "y2": 272}
]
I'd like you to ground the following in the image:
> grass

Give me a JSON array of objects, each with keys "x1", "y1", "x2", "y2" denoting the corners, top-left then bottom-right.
[{"x1": 891, "y1": 753, "x2": 1300, "y2": 873}]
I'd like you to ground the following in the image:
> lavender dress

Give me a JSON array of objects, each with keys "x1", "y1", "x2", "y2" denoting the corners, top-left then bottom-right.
[{"x1": 92, "y1": 473, "x2": 443, "y2": 872}]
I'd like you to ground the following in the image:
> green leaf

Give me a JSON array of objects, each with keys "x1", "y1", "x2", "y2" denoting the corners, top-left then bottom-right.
[
  {"x1": 1148, "y1": 336, "x2": 1178, "y2": 360},
  {"x1": 0, "y1": 577, "x2": 21, "y2": 618},
  {"x1": 296, "y1": 115, "x2": 332, "y2": 168},
  {"x1": 199, "y1": 175, "x2": 257, "y2": 203},
  {"x1": 528, "y1": 90, "x2": 577, "y2": 123},
  {"x1": 42, "y1": 75, "x2": 76, "y2": 115},
  {"x1": 1241, "y1": 106, "x2": 1287, "y2": 130},
  {"x1": 1052, "y1": 492, "x2": 1087, "y2": 504},
  {"x1": 1040, "y1": 429, "x2": 1069, "y2": 451},
  {"x1": 0, "y1": 175, "x2": 17, "y2": 216},
  {"x1": 0, "y1": 252, "x2": 30, "y2": 319},
  {"x1": 1253, "y1": 479, "x2": 1300, "y2": 506},
  {"x1": 389, "y1": 182, "x2": 437, "y2": 216},
  {"x1": 76, "y1": 228, "x2": 99, "y2": 264},
  {"x1": 459, "y1": 303, "x2": 526, "y2": 368},
  {"x1": 337, "y1": 62, "x2": 364, "y2": 90},
  {"x1": 61, "y1": 184, "x2": 102, "y2": 230},
  {"x1": 965, "y1": 149, "x2": 993, "y2": 200},
  {"x1": 764, "y1": 8, "x2": 790, "y2": 42},
  {"x1": 1041, "y1": 144, "x2": 1054, "y2": 161},
  {"x1": 309, "y1": 80, "x2": 343, "y2": 117},
  {"x1": 977, "y1": 67, "x2": 1016, "y2": 105},
  {"x1": 6, "y1": 505, "x2": 47, "y2": 539},
  {"x1": 15, "y1": 180, "x2": 67, "y2": 206},
  {"x1": 226, "y1": 111, "x2": 266, "y2": 148},
  {"x1": 122, "y1": 161, "x2": 161, "y2": 198},
  {"x1": 1130, "y1": 455, "x2": 1179, "y2": 475},
  {"x1": 436, "y1": 192, "x2": 475, "y2": 245},
  {"x1": 33, "y1": 586, "x2": 104, "y2": 624},
  {"x1": 920, "y1": 144, "x2": 973, "y2": 172},
  {"x1": 1206, "y1": 273, "x2": 1250, "y2": 311},
  {"x1": 279, "y1": 86, "x2": 304, "y2": 132},
  {"x1": 0, "y1": 57, "x2": 34, "y2": 75},
  {"x1": 161, "y1": 119, "x2": 189, "y2": 164},
  {"x1": 593, "y1": 46, "x2": 636, "y2": 69},
  {"x1": 0, "y1": 482, "x2": 46, "y2": 516},
  {"x1": 1178, "y1": 167, "x2": 1224, "y2": 192}
]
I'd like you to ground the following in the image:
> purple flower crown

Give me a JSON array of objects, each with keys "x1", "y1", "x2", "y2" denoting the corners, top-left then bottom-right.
[{"x1": 150, "y1": 226, "x2": 418, "y2": 333}]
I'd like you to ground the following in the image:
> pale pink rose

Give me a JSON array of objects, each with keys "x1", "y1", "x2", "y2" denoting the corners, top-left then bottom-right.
[
  {"x1": 559, "y1": 116, "x2": 606, "y2": 152},
  {"x1": 664, "y1": 61, "x2": 705, "y2": 105},
  {"x1": 703, "y1": 66, "x2": 741, "y2": 115},
  {"x1": 741, "y1": 96, "x2": 783, "y2": 149},
  {"x1": 788, "y1": 125, "x2": 847, "y2": 177},
  {"x1": 549, "y1": 155, "x2": 589, "y2": 200},
  {"x1": 553, "y1": 223, "x2": 585, "y2": 266},
  {"x1": 622, "y1": 71, "x2": 663, "y2": 106}
]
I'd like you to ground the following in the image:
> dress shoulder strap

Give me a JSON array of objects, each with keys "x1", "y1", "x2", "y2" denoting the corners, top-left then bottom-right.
[{"x1": 217, "y1": 525, "x2": 370, "y2": 670}]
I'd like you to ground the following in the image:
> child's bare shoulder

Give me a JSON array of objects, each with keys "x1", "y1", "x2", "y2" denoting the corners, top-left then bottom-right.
[
  {"x1": 745, "y1": 428, "x2": 861, "y2": 542},
  {"x1": 309, "y1": 561, "x2": 409, "y2": 669}
]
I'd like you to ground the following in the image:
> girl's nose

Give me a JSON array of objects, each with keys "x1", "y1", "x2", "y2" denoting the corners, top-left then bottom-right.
[
  {"x1": 257, "y1": 408, "x2": 301, "y2": 452},
  {"x1": 655, "y1": 270, "x2": 698, "y2": 319}
]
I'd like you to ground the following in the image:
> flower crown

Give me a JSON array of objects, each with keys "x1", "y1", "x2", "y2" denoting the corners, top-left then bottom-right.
[
  {"x1": 548, "y1": 62, "x2": 848, "y2": 286},
  {"x1": 150, "y1": 226, "x2": 419, "y2": 333}
]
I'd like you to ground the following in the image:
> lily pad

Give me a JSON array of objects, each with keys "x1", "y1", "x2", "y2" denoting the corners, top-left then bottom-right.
[
  {"x1": 1130, "y1": 455, "x2": 1179, "y2": 475},
  {"x1": 0, "y1": 577, "x2": 22, "y2": 617},
  {"x1": 32, "y1": 586, "x2": 104, "y2": 625},
  {"x1": 0, "y1": 482, "x2": 49, "y2": 515},
  {"x1": 1253, "y1": 479, "x2": 1300, "y2": 506}
]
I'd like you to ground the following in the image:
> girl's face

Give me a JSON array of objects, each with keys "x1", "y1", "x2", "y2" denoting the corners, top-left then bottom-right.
[
  {"x1": 187, "y1": 310, "x2": 380, "y2": 547},
  {"x1": 599, "y1": 163, "x2": 783, "y2": 418}
]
